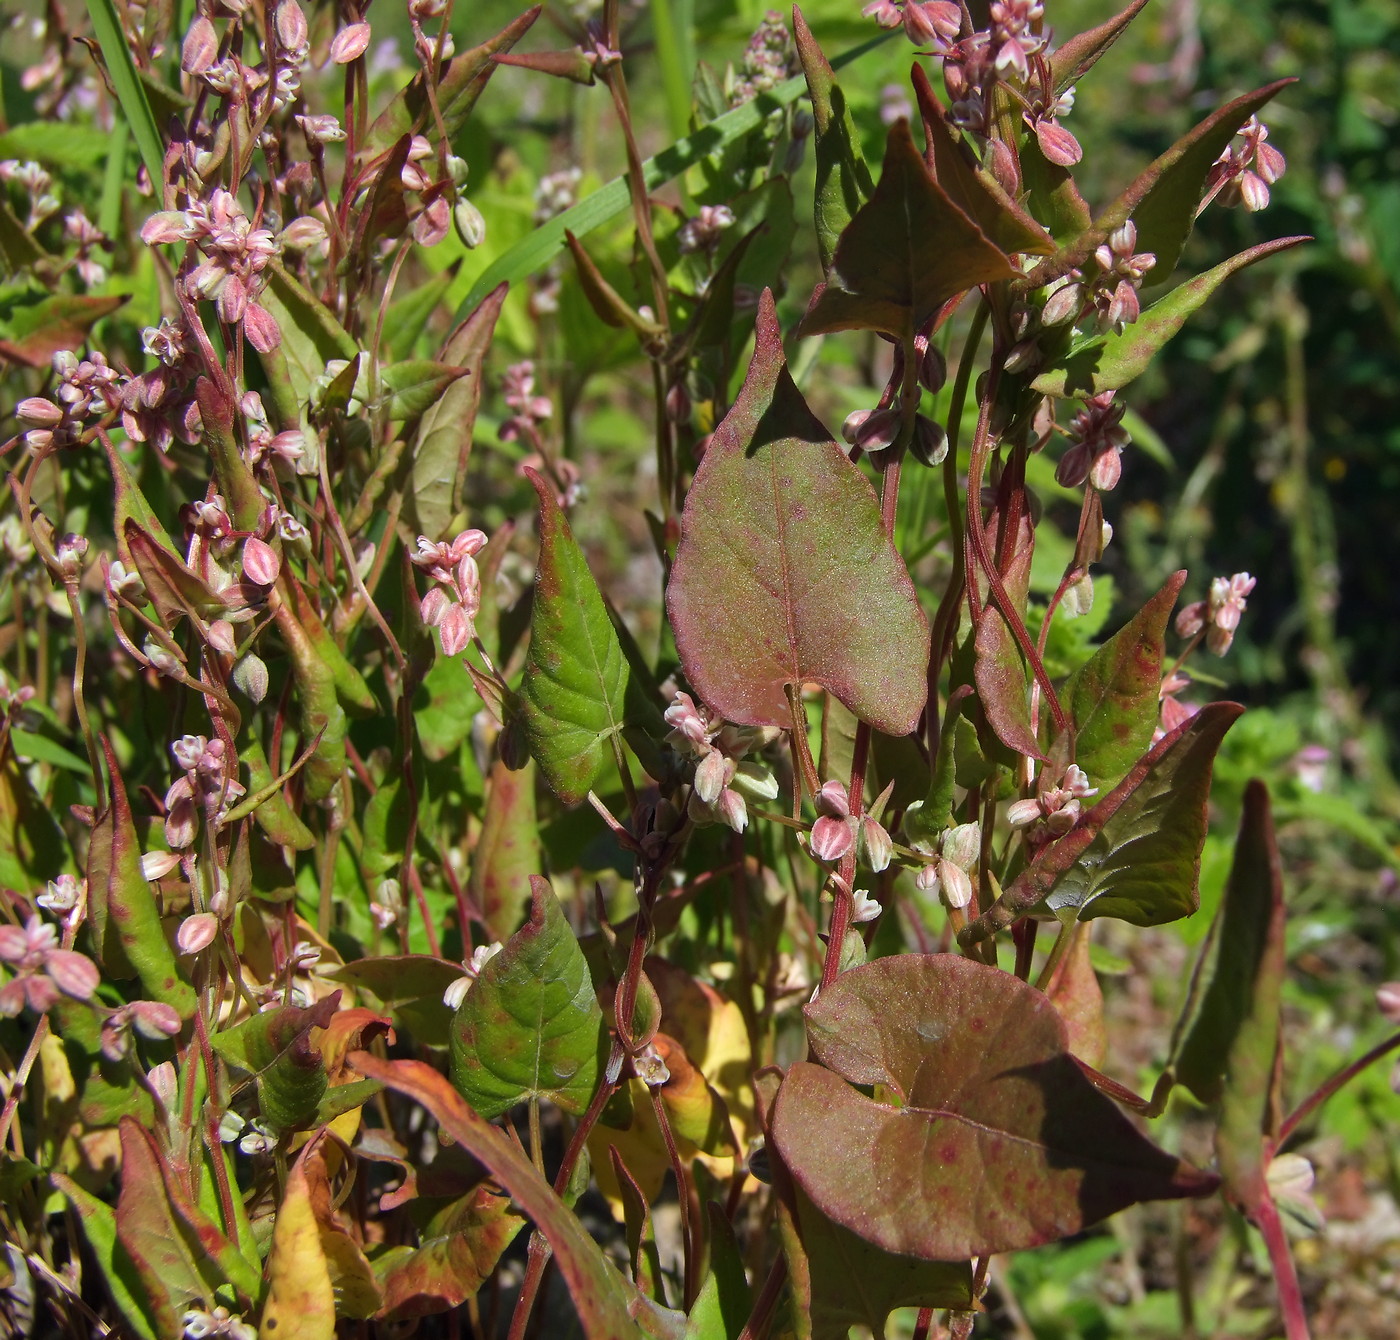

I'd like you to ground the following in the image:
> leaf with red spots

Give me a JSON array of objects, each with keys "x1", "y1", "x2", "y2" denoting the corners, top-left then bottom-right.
[
  {"x1": 667, "y1": 290, "x2": 929, "y2": 735},
  {"x1": 771, "y1": 955, "x2": 1217, "y2": 1260}
]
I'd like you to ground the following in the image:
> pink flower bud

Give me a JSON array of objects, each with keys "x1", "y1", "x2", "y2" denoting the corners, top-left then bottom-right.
[
  {"x1": 716, "y1": 787, "x2": 748, "y2": 833},
  {"x1": 141, "y1": 850, "x2": 182, "y2": 880},
  {"x1": 207, "y1": 620, "x2": 237, "y2": 655},
  {"x1": 1089, "y1": 445, "x2": 1123, "y2": 491},
  {"x1": 438, "y1": 601, "x2": 472, "y2": 656},
  {"x1": 1175, "y1": 601, "x2": 1207, "y2": 639},
  {"x1": 1041, "y1": 282, "x2": 1082, "y2": 327},
  {"x1": 414, "y1": 196, "x2": 452, "y2": 248},
  {"x1": 810, "y1": 814, "x2": 855, "y2": 863},
  {"x1": 330, "y1": 21, "x2": 372, "y2": 64},
  {"x1": 276, "y1": 1, "x2": 308, "y2": 52},
  {"x1": 694, "y1": 748, "x2": 728, "y2": 805},
  {"x1": 182, "y1": 16, "x2": 219, "y2": 74},
  {"x1": 131, "y1": 999, "x2": 183, "y2": 1039},
  {"x1": 141, "y1": 211, "x2": 188, "y2": 246},
  {"x1": 176, "y1": 912, "x2": 219, "y2": 955},
  {"x1": 17, "y1": 397, "x2": 62, "y2": 428},
  {"x1": 1006, "y1": 798, "x2": 1042, "y2": 828},
  {"x1": 816, "y1": 779, "x2": 850, "y2": 818},
  {"x1": 1377, "y1": 983, "x2": 1400, "y2": 1025},
  {"x1": 1035, "y1": 119, "x2": 1083, "y2": 167},
  {"x1": 938, "y1": 857, "x2": 973, "y2": 909},
  {"x1": 241, "y1": 536, "x2": 280, "y2": 586},
  {"x1": 243, "y1": 303, "x2": 282, "y2": 353},
  {"x1": 47, "y1": 949, "x2": 100, "y2": 1000},
  {"x1": 860, "y1": 816, "x2": 893, "y2": 872},
  {"x1": 420, "y1": 587, "x2": 450, "y2": 626}
]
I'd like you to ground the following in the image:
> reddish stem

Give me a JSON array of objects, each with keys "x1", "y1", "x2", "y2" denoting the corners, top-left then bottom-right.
[
  {"x1": 1277, "y1": 1028, "x2": 1400, "y2": 1146},
  {"x1": 1255, "y1": 1195, "x2": 1312, "y2": 1340}
]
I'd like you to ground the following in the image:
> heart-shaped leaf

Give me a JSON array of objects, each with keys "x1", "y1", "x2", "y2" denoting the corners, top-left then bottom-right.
[
  {"x1": 350, "y1": 1052, "x2": 638, "y2": 1338},
  {"x1": 1034, "y1": 237, "x2": 1309, "y2": 397},
  {"x1": 1063, "y1": 570, "x2": 1186, "y2": 789},
  {"x1": 518, "y1": 469, "x2": 638, "y2": 803},
  {"x1": 797, "y1": 119, "x2": 1016, "y2": 340},
  {"x1": 667, "y1": 290, "x2": 929, "y2": 734},
  {"x1": 793, "y1": 7, "x2": 874, "y2": 275},
  {"x1": 771, "y1": 955, "x2": 1217, "y2": 1261},
  {"x1": 450, "y1": 876, "x2": 605, "y2": 1118},
  {"x1": 962, "y1": 702, "x2": 1244, "y2": 944},
  {"x1": 1172, "y1": 780, "x2": 1286, "y2": 1214}
]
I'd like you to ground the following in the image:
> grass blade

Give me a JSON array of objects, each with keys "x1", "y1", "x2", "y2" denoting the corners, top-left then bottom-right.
[{"x1": 84, "y1": 0, "x2": 165, "y2": 191}]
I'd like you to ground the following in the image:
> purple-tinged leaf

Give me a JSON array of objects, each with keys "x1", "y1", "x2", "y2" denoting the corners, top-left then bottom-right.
[
  {"x1": 667, "y1": 291, "x2": 929, "y2": 735},
  {"x1": 962, "y1": 702, "x2": 1244, "y2": 944},
  {"x1": 412, "y1": 282, "x2": 506, "y2": 539},
  {"x1": 123, "y1": 519, "x2": 238, "y2": 628},
  {"x1": 87, "y1": 736, "x2": 194, "y2": 1015},
  {"x1": 1033, "y1": 237, "x2": 1309, "y2": 398},
  {"x1": 797, "y1": 120, "x2": 1016, "y2": 340},
  {"x1": 518, "y1": 468, "x2": 633, "y2": 804},
  {"x1": 351, "y1": 1052, "x2": 638, "y2": 1338},
  {"x1": 792, "y1": 7, "x2": 874, "y2": 275},
  {"x1": 449, "y1": 876, "x2": 605, "y2": 1118},
  {"x1": 773, "y1": 955, "x2": 1216, "y2": 1260},
  {"x1": 1046, "y1": 925, "x2": 1108, "y2": 1068},
  {"x1": 472, "y1": 757, "x2": 540, "y2": 941},
  {"x1": 1049, "y1": 0, "x2": 1153, "y2": 93},
  {"x1": 1172, "y1": 781, "x2": 1287, "y2": 1216},
  {"x1": 1064, "y1": 571, "x2": 1186, "y2": 789},
  {"x1": 493, "y1": 47, "x2": 598, "y2": 84},
  {"x1": 910, "y1": 65, "x2": 1055, "y2": 258},
  {"x1": 974, "y1": 521, "x2": 1042, "y2": 760},
  {"x1": 0, "y1": 293, "x2": 127, "y2": 367},
  {"x1": 55, "y1": 1174, "x2": 163, "y2": 1340}
]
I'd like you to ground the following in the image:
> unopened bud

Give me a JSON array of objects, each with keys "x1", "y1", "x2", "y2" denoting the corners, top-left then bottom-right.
[
  {"x1": 909, "y1": 414, "x2": 948, "y2": 467},
  {"x1": 232, "y1": 653, "x2": 269, "y2": 703},
  {"x1": 17, "y1": 397, "x2": 62, "y2": 428},
  {"x1": 55, "y1": 532, "x2": 88, "y2": 581},
  {"x1": 182, "y1": 16, "x2": 219, "y2": 74},
  {"x1": 176, "y1": 912, "x2": 219, "y2": 955},
  {"x1": 330, "y1": 21, "x2": 372, "y2": 64},
  {"x1": 810, "y1": 814, "x2": 855, "y2": 863},
  {"x1": 919, "y1": 342, "x2": 947, "y2": 394},
  {"x1": 453, "y1": 198, "x2": 486, "y2": 249},
  {"x1": 241, "y1": 536, "x2": 280, "y2": 586}
]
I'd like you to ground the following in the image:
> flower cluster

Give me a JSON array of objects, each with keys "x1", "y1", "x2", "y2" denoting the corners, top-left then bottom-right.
[
  {"x1": 100, "y1": 999, "x2": 183, "y2": 1062},
  {"x1": 499, "y1": 362, "x2": 554, "y2": 444},
  {"x1": 1176, "y1": 572, "x2": 1256, "y2": 655},
  {"x1": 678, "y1": 205, "x2": 736, "y2": 257},
  {"x1": 807, "y1": 780, "x2": 893, "y2": 871},
  {"x1": 731, "y1": 10, "x2": 797, "y2": 103},
  {"x1": 1044, "y1": 222, "x2": 1157, "y2": 336},
  {"x1": 864, "y1": 1, "x2": 962, "y2": 51},
  {"x1": 0, "y1": 159, "x2": 60, "y2": 230},
  {"x1": 1201, "y1": 116, "x2": 1287, "y2": 214},
  {"x1": 1007, "y1": 764, "x2": 1097, "y2": 842},
  {"x1": 413, "y1": 529, "x2": 488, "y2": 657},
  {"x1": 663, "y1": 691, "x2": 778, "y2": 833},
  {"x1": 17, "y1": 350, "x2": 122, "y2": 452},
  {"x1": 910, "y1": 822, "x2": 981, "y2": 909},
  {"x1": 165, "y1": 734, "x2": 246, "y2": 850},
  {"x1": 0, "y1": 915, "x2": 99, "y2": 1017},
  {"x1": 1055, "y1": 391, "x2": 1132, "y2": 490}
]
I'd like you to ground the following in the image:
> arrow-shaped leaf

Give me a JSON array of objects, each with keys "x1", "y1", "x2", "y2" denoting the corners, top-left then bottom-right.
[{"x1": 667, "y1": 290, "x2": 929, "y2": 735}]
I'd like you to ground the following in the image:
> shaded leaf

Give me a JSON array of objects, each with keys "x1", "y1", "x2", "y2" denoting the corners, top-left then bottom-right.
[
  {"x1": 1172, "y1": 782, "x2": 1287, "y2": 1217},
  {"x1": 414, "y1": 652, "x2": 478, "y2": 761},
  {"x1": 1020, "y1": 130, "x2": 1092, "y2": 242},
  {"x1": 566, "y1": 230, "x2": 664, "y2": 337},
  {"x1": 350, "y1": 1053, "x2": 638, "y2": 1337},
  {"x1": 412, "y1": 282, "x2": 506, "y2": 539},
  {"x1": 472, "y1": 757, "x2": 540, "y2": 941},
  {"x1": 0, "y1": 292, "x2": 126, "y2": 365},
  {"x1": 798, "y1": 119, "x2": 1016, "y2": 340},
  {"x1": 772, "y1": 955, "x2": 1217, "y2": 1260},
  {"x1": 1063, "y1": 570, "x2": 1185, "y2": 788},
  {"x1": 667, "y1": 290, "x2": 929, "y2": 735},
  {"x1": 259, "y1": 260, "x2": 359, "y2": 406},
  {"x1": 793, "y1": 7, "x2": 874, "y2": 274},
  {"x1": 1033, "y1": 237, "x2": 1308, "y2": 398},
  {"x1": 450, "y1": 876, "x2": 605, "y2": 1118},
  {"x1": 684, "y1": 1205, "x2": 752, "y2": 1340},
  {"x1": 0, "y1": 201, "x2": 47, "y2": 273},
  {"x1": 910, "y1": 65, "x2": 1055, "y2": 257},
  {"x1": 327, "y1": 955, "x2": 460, "y2": 1047},
  {"x1": 518, "y1": 468, "x2": 632, "y2": 804},
  {"x1": 963, "y1": 703, "x2": 1243, "y2": 944},
  {"x1": 211, "y1": 991, "x2": 339, "y2": 1131}
]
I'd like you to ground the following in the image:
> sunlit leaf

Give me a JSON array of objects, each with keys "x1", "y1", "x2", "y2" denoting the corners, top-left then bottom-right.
[
  {"x1": 381, "y1": 359, "x2": 469, "y2": 422},
  {"x1": 471, "y1": 757, "x2": 540, "y2": 941},
  {"x1": 260, "y1": 1137, "x2": 337, "y2": 1340},
  {"x1": 772, "y1": 955, "x2": 1217, "y2": 1260},
  {"x1": 211, "y1": 991, "x2": 340, "y2": 1131},
  {"x1": 450, "y1": 876, "x2": 605, "y2": 1118},
  {"x1": 668, "y1": 290, "x2": 929, "y2": 735}
]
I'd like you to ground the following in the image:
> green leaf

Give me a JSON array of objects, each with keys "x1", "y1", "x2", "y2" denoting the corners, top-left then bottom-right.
[
  {"x1": 1033, "y1": 237, "x2": 1308, "y2": 398},
  {"x1": 8, "y1": 727, "x2": 88, "y2": 773},
  {"x1": 361, "y1": 7, "x2": 540, "y2": 162},
  {"x1": 259, "y1": 261, "x2": 359, "y2": 406},
  {"x1": 1063, "y1": 571, "x2": 1186, "y2": 789},
  {"x1": 360, "y1": 777, "x2": 412, "y2": 879},
  {"x1": 518, "y1": 469, "x2": 631, "y2": 804},
  {"x1": 352, "y1": 1052, "x2": 639, "y2": 1338},
  {"x1": 797, "y1": 119, "x2": 1016, "y2": 340},
  {"x1": 1171, "y1": 782, "x2": 1287, "y2": 1215},
  {"x1": 327, "y1": 955, "x2": 461, "y2": 1047},
  {"x1": 82, "y1": 0, "x2": 164, "y2": 189},
  {"x1": 87, "y1": 737, "x2": 194, "y2": 1014},
  {"x1": 793, "y1": 7, "x2": 874, "y2": 275},
  {"x1": 261, "y1": 1138, "x2": 337, "y2": 1340},
  {"x1": 414, "y1": 652, "x2": 478, "y2": 762},
  {"x1": 684, "y1": 1206, "x2": 752, "y2": 1340},
  {"x1": 450, "y1": 876, "x2": 605, "y2": 1118},
  {"x1": 667, "y1": 290, "x2": 929, "y2": 735},
  {"x1": 381, "y1": 359, "x2": 469, "y2": 422},
  {"x1": 0, "y1": 121, "x2": 116, "y2": 169},
  {"x1": 0, "y1": 292, "x2": 127, "y2": 364},
  {"x1": 962, "y1": 703, "x2": 1244, "y2": 944},
  {"x1": 55, "y1": 1173, "x2": 163, "y2": 1340},
  {"x1": 211, "y1": 991, "x2": 340, "y2": 1131},
  {"x1": 771, "y1": 955, "x2": 1217, "y2": 1261},
  {"x1": 0, "y1": 205, "x2": 47, "y2": 274},
  {"x1": 471, "y1": 758, "x2": 540, "y2": 941},
  {"x1": 411, "y1": 282, "x2": 506, "y2": 538},
  {"x1": 453, "y1": 32, "x2": 893, "y2": 320}
]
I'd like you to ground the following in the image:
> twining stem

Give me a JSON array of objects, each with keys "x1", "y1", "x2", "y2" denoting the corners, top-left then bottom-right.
[{"x1": 649, "y1": 1085, "x2": 699, "y2": 1307}]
